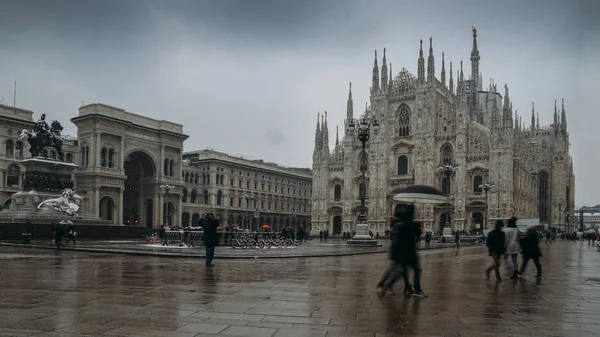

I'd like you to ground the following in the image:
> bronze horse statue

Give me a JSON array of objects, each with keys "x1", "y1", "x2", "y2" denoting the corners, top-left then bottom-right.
[{"x1": 19, "y1": 120, "x2": 65, "y2": 161}]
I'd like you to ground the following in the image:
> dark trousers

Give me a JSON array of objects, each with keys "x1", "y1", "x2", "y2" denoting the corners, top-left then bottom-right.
[
  {"x1": 380, "y1": 262, "x2": 409, "y2": 291},
  {"x1": 66, "y1": 235, "x2": 76, "y2": 244},
  {"x1": 520, "y1": 256, "x2": 542, "y2": 276},
  {"x1": 205, "y1": 245, "x2": 215, "y2": 266}
]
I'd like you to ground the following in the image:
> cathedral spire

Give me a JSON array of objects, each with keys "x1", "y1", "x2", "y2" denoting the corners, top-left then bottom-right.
[
  {"x1": 470, "y1": 26, "x2": 480, "y2": 91},
  {"x1": 389, "y1": 63, "x2": 393, "y2": 87},
  {"x1": 531, "y1": 102, "x2": 536, "y2": 130},
  {"x1": 381, "y1": 48, "x2": 388, "y2": 91},
  {"x1": 335, "y1": 125, "x2": 340, "y2": 150},
  {"x1": 554, "y1": 99, "x2": 558, "y2": 132},
  {"x1": 449, "y1": 61, "x2": 454, "y2": 94},
  {"x1": 441, "y1": 52, "x2": 446, "y2": 88},
  {"x1": 346, "y1": 81, "x2": 353, "y2": 122},
  {"x1": 322, "y1": 111, "x2": 329, "y2": 152},
  {"x1": 514, "y1": 110, "x2": 519, "y2": 131},
  {"x1": 536, "y1": 112, "x2": 540, "y2": 129},
  {"x1": 372, "y1": 50, "x2": 379, "y2": 93},
  {"x1": 427, "y1": 37, "x2": 435, "y2": 82},
  {"x1": 417, "y1": 40, "x2": 425, "y2": 83},
  {"x1": 561, "y1": 98, "x2": 567, "y2": 132},
  {"x1": 314, "y1": 113, "x2": 321, "y2": 151},
  {"x1": 502, "y1": 84, "x2": 513, "y2": 129}
]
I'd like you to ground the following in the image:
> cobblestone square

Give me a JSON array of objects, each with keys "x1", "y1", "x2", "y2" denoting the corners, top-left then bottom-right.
[{"x1": 0, "y1": 242, "x2": 598, "y2": 336}]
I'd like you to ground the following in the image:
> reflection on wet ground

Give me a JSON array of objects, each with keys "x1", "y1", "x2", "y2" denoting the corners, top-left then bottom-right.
[{"x1": 0, "y1": 242, "x2": 598, "y2": 336}]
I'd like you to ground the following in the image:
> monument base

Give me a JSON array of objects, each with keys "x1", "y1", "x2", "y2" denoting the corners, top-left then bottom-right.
[{"x1": 347, "y1": 223, "x2": 378, "y2": 247}]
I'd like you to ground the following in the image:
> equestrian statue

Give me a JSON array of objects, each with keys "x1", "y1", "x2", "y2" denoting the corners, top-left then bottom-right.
[{"x1": 19, "y1": 113, "x2": 65, "y2": 160}]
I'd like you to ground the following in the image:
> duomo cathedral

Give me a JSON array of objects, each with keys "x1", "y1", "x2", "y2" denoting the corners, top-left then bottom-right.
[{"x1": 311, "y1": 28, "x2": 575, "y2": 235}]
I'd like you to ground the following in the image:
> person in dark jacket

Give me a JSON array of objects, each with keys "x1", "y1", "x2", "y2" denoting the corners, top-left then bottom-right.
[
  {"x1": 454, "y1": 230, "x2": 460, "y2": 249},
  {"x1": 377, "y1": 216, "x2": 410, "y2": 295},
  {"x1": 518, "y1": 225, "x2": 542, "y2": 278},
  {"x1": 485, "y1": 220, "x2": 506, "y2": 281},
  {"x1": 200, "y1": 213, "x2": 219, "y2": 267}
]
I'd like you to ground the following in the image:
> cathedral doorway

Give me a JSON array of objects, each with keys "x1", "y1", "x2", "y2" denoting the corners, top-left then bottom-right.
[
  {"x1": 472, "y1": 212, "x2": 484, "y2": 234},
  {"x1": 123, "y1": 151, "x2": 156, "y2": 227},
  {"x1": 332, "y1": 215, "x2": 342, "y2": 235}
]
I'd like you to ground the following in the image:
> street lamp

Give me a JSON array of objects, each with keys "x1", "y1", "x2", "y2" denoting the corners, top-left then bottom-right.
[
  {"x1": 160, "y1": 184, "x2": 174, "y2": 227},
  {"x1": 346, "y1": 114, "x2": 379, "y2": 245},
  {"x1": 439, "y1": 162, "x2": 458, "y2": 236},
  {"x1": 479, "y1": 182, "x2": 495, "y2": 233},
  {"x1": 242, "y1": 193, "x2": 254, "y2": 231}
]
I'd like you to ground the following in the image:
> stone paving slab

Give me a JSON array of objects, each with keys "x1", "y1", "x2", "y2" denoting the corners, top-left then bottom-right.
[
  {"x1": 0, "y1": 242, "x2": 598, "y2": 336},
  {"x1": 0, "y1": 239, "x2": 469, "y2": 259}
]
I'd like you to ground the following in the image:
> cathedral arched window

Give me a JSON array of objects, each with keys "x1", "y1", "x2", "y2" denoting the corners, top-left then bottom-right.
[
  {"x1": 473, "y1": 175, "x2": 483, "y2": 193},
  {"x1": 441, "y1": 144, "x2": 453, "y2": 165},
  {"x1": 358, "y1": 151, "x2": 368, "y2": 172},
  {"x1": 163, "y1": 159, "x2": 169, "y2": 176},
  {"x1": 169, "y1": 159, "x2": 174, "y2": 177},
  {"x1": 334, "y1": 184, "x2": 342, "y2": 201},
  {"x1": 190, "y1": 189, "x2": 198, "y2": 203},
  {"x1": 108, "y1": 149, "x2": 115, "y2": 168},
  {"x1": 441, "y1": 176, "x2": 451, "y2": 196},
  {"x1": 397, "y1": 156, "x2": 408, "y2": 175},
  {"x1": 398, "y1": 105, "x2": 410, "y2": 137},
  {"x1": 358, "y1": 182, "x2": 367, "y2": 199}
]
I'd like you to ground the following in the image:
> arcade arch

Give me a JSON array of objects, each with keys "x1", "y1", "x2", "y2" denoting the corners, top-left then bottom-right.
[{"x1": 123, "y1": 151, "x2": 156, "y2": 227}]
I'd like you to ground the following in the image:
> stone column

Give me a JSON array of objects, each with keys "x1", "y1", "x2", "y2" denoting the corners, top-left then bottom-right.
[
  {"x1": 118, "y1": 187, "x2": 124, "y2": 225},
  {"x1": 158, "y1": 193, "x2": 164, "y2": 226},
  {"x1": 93, "y1": 185, "x2": 100, "y2": 217},
  {"x1": 120, "y1": 136, "x2": 125, "y2": 171},
  {"x1": 95, "y1": 132, "x2": 102, "y2": 167},
  {"x1": 159, "y1": 145, "x2": 165, "y2": 176}
]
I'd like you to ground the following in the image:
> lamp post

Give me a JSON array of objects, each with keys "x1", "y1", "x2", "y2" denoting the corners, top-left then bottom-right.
[
  {"x1": 479, "y1": 182, "x2": 495, "y2": 233},
  {"x1": 242, "y1": 193, "x2": 254, "y2": 232},
  {"x1": 160, "y1": 184, "x2": 174, "y2": 227},
  {"x1": 439, "y1": 162, "x2": 458, "y2": 237},
  {"x1": 346, "y1": 114, "x2": 379, "y2": 246}
]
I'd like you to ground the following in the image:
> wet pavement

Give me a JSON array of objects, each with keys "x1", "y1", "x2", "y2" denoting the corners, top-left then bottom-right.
[
  {"x1": 0, "y1": 242, "x2": 598, "y2": 336},
  {"x1": 0, "y1": 239, "x2": 467, "y2": 259}
]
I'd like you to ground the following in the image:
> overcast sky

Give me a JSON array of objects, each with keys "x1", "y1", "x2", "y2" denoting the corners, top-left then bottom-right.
[{"x1": 0, "y1": 0, "x2": 598, "y2": 205}]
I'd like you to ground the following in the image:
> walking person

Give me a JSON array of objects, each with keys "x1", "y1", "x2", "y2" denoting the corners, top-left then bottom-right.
[
  {"x1": 503, "y1": 217, "x2": 520, "y2": 279},
  {"x1": 54, "y1": 224, "x2": 64, "y2": 249},
  {"x1": 485, "y1": 220, "x2": 506, "y2": 281},
  {"x1": 454, "y1": 230, "x2": 460, "y2": 249},
  {"x1": 65, "y1": 225, "x2": 76, "y2": 244},
  {"x1": 200, "y1": 213, "x2": 219, "y2": 268},
  {"x1": 519, "y1": 225, "x2": 542, "y2": 279}
]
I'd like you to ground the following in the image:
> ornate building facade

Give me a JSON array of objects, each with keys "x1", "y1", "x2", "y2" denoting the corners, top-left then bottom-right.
[
  {"x1": 1, "y1": 103, "x2": 312, "y2": 229},
  {"x1": 181, "y1": 150, "x2": 311, "y2": 230},
  {"x1": 311, "y1": 29, "x2": 575, "y2": 235}
]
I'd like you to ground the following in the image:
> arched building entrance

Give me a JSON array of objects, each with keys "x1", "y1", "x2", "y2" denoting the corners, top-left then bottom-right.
[
  {"x1": 163, "y1": 201, "x2": 175, "y2": 227},
  {"x1": 332, "y1": 215, "x2": 342, "y2": 235},
  {"x1": 472, "y1": 212, "x2": 484, "y2": 233},
  {"x1": 123, "y1": 151, "x2": 156, "y2": 227},
  {"x1": 99, "y1": 196, "x2": 115, "y2": 223},
  {"x1": 439, "y1": 211, "x2": 451, "y2": 233}
]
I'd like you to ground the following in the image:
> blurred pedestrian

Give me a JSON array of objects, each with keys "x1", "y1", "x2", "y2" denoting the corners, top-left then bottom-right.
[
  {"x1": 454, "y1": 230, "x2": 460, "y2": 249},
  {"x1": 518, "y1": 225, "x2": 542, "y2": 279},
  {"x1": 503, "y1": 217, "x2": 519, "y2": 279},
  {"x1": 485, "y1": 220, "x2": 506, "y2": 281},
  {"x1": 200, "y1": 213, "x2": 219, "y2": 268}
]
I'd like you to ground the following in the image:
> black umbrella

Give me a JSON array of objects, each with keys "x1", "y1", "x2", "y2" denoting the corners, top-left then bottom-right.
[{"x1": 393, "y1": 185, "x2": 447, "y2": 204}]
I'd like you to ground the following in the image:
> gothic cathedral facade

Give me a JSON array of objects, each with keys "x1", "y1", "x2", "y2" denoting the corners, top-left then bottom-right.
[{"x1": 311, "y1": 28, "x2": 575, "y2": 236}]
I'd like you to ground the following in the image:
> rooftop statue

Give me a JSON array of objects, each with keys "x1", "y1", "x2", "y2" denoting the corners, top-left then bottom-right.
[{"x1": 19, "y1": 113, "x2": 65, "y2": 160}]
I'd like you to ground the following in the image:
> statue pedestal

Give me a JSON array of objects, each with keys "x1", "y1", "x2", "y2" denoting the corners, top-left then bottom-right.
[
  {"x1": 347, "y1": 223, "x2": 378, "y2": 247},
  {"x1": 0, "y1": 158, "x2": 101, "y2": 222}
]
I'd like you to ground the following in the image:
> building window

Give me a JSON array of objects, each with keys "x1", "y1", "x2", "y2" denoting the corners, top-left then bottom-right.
[
  {"x1": 5, "y1": 140, "x2": 14, "y2": 156},
  {"x1": 216, "y1": 190, "x2": 223, "y2": 206},
  {"x1": 15, "y1": 141, "x2": 23, "y2": 157},
  {"x1": 220, "y1": 175, "x2": 224, "y2": 185},
  {"x1": 334, "y1": 184, "x2": 342, "y2": 201},
  {"x1": 473, "y1": 175, "x2": 483, "y2": 193},
  {"x1": 169, "y1": 160, "x2": 174, "y2": 177},
  {"x1": 6, "y1": 164, "x2": 20, "y2": 187},
  {"x1": 182, "y1": 188, "x2": 188, "y2": 202},
  {"x1": 268, "y1": 185, "x2": 272, "y2": 192},
  {"x1": 65, "y1": 153, "x2": 73, "y2": 163},
  {"x1": 107, "y1": 149, "x2": 114, "y2": 168},
  {"x1": 397, "y1": 156, "x2": 408, "y2": 175},
  {"x1": 441, "y1": 144, "x2": 453, "y2": 165},
  {"x1": 101, "y1": 147, "x2": 108, "y2": 167},
  {"x1": 229, "y1": 197, "x2": 233, "y2": 206},
  {"x1": 442, "y1": 176, "x2": 451, "y2": 195},
  {"x1": 261, "y1": 200, "x2": 265, "y2": 209},
  {"x1": 398, "y1": 105, "x2": 410, "y2": 137},
  {"x1": 262, "y1": 184, "x2": 265, "y2": 191},
  {"x1": 238, "y1": 198, "x2": 242, "y2": 207},
  {"x1": 203, "y1": 189, "x2": 209, "y2": 204},
  {"x1": 190, "y1": 189, "x2": 198, "y2": 203}
]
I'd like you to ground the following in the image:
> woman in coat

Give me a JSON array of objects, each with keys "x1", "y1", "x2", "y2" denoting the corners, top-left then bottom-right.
[
  {"x1": 518, "y1": 225, "x2": 542, "y2": 278},
  {"x1": 503, "y1": 217, "x2": 520, "y2": 279}
]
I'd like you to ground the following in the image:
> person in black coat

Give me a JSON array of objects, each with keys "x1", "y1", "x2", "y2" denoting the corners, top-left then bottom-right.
[
  {"x1": 200, "y1": 213, "x2": 219, "y2": 267},
  {"x1": 518, "y1": 225, "x2": 542, "y2": 278},
  {"x1": 485, "y1": 220, "x2": 506, "y2": 281}
]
